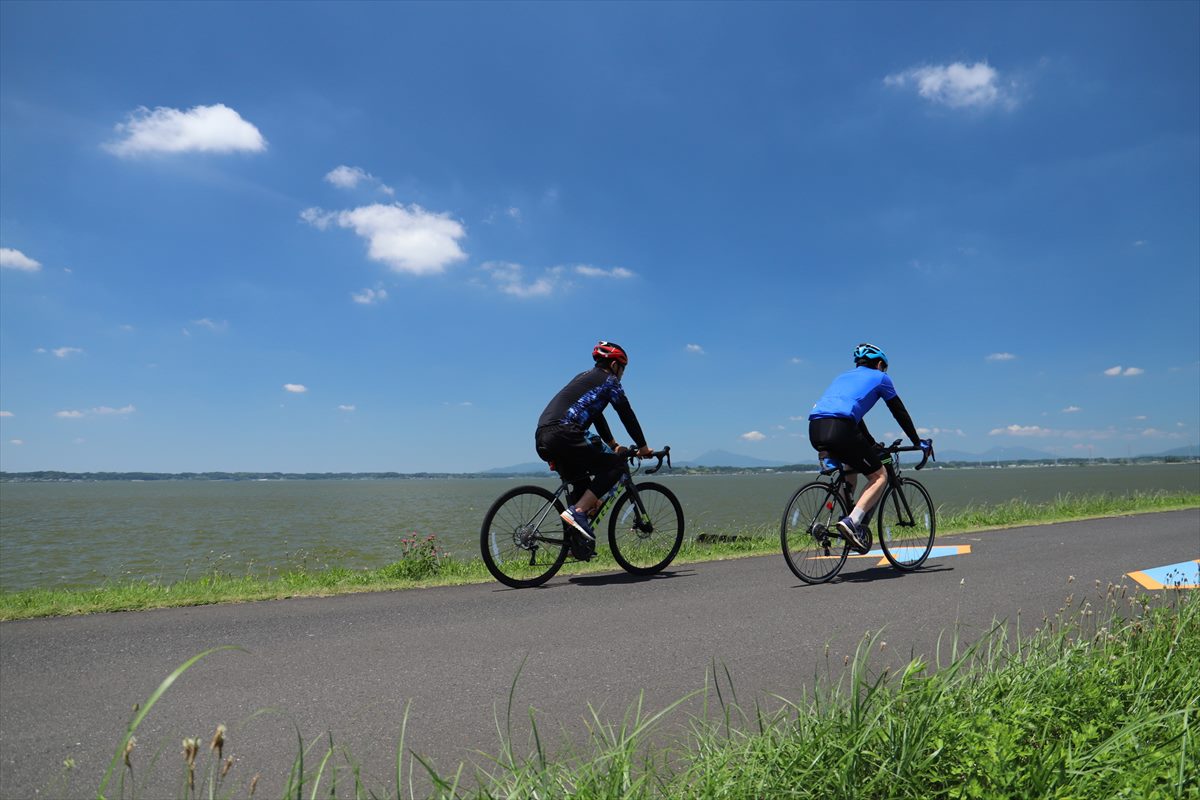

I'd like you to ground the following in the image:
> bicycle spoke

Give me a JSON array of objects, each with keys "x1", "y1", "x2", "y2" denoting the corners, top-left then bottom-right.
[
  {"x1": 781, "y1": 483, "x2": 848, "y2": 584},
  {"x1": 481, "y1": 486, "x2": 569, "y2": 588},
  {"x1": 609, "y1": 482, "x2": 684, "y2": 575},
  {"x1": 877, "y1": 478, "x2": 935, "y2": 571}
]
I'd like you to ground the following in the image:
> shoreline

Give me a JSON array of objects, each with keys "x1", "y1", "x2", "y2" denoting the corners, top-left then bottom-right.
[{"x1": 2, "y1": 495, "x2": 1196, "y2": 622}]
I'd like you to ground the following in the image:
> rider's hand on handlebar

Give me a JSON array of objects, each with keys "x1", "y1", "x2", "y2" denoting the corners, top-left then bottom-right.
[{"x1": 637, "y1": 445, "x2": 655, "y2": 458}]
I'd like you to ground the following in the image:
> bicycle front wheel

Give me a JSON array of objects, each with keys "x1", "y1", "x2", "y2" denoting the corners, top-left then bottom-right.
[
  {"x1": 877, "y1": 477, "x2": 935, "y2": 571},
  {"x1": 608, "y1": 482, "x2": 685, "y2": 575},
  {"x1": 480, "y1": 485, "x2": 570, "y2": 588},
  {"x1": 781, "y1": 482, "x2": 849, "y2": 584}
]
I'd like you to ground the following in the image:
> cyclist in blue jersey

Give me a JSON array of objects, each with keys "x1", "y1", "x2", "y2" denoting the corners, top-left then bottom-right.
[
  {"x1": 808, "y1": 343, "x2": 931, "y2": 554},
  {"x1": 536, "y1": 341, "x2": 655, "y2": 555}
]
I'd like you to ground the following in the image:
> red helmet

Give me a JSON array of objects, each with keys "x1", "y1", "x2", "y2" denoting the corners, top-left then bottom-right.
[{"x1": 592, "y1": 340, "x2": 629, "y2": 366}]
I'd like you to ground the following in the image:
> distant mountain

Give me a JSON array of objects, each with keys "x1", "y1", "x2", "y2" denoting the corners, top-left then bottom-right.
[
  {"x1": 937, "y1": 446, "x2": 1058, "y2": 463},
  {"x1": 677, "y1": 450, "x2": 790, "y2": 469},
  {"x1": 484, "y1": 461, "x2": 554, "y2": 475},
  {"x1": 1153, "y1": 444, "x2": 1200, "y2": 458}
]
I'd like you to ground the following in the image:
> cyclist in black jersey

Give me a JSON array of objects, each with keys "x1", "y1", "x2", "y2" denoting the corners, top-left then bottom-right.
[
  {"x1": 808, "y1": 343, "x2": 931, "y2": 553},
  {"x1": 536, "y1": 341, "x2": 655, "y2": 551}
]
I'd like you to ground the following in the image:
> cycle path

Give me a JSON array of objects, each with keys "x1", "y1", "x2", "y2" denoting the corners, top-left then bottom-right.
[{"x1": 1, "y1": 509, "x2": 1196, "y2": 798}]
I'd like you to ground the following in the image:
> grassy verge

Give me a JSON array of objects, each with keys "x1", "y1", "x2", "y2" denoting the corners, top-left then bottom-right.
[
  {"x1": 2, "y1": 491, "x2": 1196, "y2": 621},
  {"x1": 82, "y1": 590, "x2": 1198, "y2": 798}
]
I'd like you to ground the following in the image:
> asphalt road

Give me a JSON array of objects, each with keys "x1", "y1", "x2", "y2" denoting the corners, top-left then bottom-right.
[{"x1": 1, "y1": 510, "x2": 1197, "y2": 799}]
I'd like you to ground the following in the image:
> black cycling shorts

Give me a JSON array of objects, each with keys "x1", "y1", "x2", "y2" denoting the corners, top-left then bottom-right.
[
  {"x1": 534, "y1": 424, "x2": 623, "y2": 503},
  {"x1": 809, "y1": 417, "x2": 883, "y2": 475}
]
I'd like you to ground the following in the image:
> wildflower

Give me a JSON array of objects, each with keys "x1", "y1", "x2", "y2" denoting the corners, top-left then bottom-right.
[
  {"x1": 182, "y1": 737, "x2": 199, "y2": 790},
  {"x1": 210, "y1": 724, "x2": 226, "y2": 760},
  {"x1": 123, "y1": 737, "x2": 136, "y2": 768},
  {"x1": 221, "y1": 755, "x2": 234, "y2": 779},
  {"x1": 249, "y1": 773, "x2": 261, "y2": 797}
]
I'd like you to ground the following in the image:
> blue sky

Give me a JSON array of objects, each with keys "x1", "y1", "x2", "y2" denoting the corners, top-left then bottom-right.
[{"x1": 1, "y1": 1, "x2": 1197, "y2": 472}]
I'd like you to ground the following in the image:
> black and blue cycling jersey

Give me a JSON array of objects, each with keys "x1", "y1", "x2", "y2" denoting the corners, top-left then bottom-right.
[{"x1": 537, "y1": 366, "x2": 646, "y2": 449}]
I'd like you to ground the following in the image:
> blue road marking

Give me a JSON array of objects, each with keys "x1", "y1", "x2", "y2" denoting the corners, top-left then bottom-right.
[{"x1": 1127, "y1": 559, "x2": 1200, "y2": 590}]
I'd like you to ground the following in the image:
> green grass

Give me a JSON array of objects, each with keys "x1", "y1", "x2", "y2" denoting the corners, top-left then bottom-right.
[
  {"x1": 2, "y1": 490, "x2": 1196, "y2": 621},
  {"x1": 85, "y1": 590, "x2": 1198, "y2": 799}
]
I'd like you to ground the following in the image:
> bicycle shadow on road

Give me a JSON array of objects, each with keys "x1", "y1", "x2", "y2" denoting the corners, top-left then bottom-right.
[
  {"x1": 568, "y1": 568, "x2": 698, "y2": 587},
  {"x1": 786, "y1": 562, "x2": 956, "y2": 588}
]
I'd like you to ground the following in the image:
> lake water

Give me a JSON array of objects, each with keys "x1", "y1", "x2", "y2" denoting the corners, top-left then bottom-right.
[{"x1": 1, "y1": 463, "x2": 1197, "y2": 591}]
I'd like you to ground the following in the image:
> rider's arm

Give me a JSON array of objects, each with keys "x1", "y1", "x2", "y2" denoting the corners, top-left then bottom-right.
[
  {"x1": 592, "y1": 413, "x2": 618, "y2": 450},
  {"x1": 611, "y1": 392, "x2": 648, "y2": 450},
  {"x1": 885, "y1": 395, "x2": 921, "y2": 445}
]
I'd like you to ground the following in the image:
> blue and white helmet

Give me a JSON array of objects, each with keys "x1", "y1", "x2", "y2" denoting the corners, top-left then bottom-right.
[{"x1": 853, "y1": 342, "x2": 889, "y2": 368}]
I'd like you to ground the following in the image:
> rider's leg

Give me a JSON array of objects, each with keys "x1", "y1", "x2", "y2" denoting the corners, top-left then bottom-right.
[
  {"x1": 849, "y1": 467, "x2": 886, "y2": 523},
  {"x1": 573, "y1": 489, "x2": 600, "y2": 515}
]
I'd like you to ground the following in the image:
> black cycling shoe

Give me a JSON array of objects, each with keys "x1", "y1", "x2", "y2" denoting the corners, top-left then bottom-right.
[{"x1": 569, "y1": 531, "x2": 595, "y2": 561}]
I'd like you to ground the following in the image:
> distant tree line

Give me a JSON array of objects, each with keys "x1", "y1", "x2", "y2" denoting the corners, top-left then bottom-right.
[
  {"x1": 0, "y1": 471, "x2": 481, "y2": 482},
  {"x1": 1, "y1": 455, "x2": 1193, "y2": 483}
]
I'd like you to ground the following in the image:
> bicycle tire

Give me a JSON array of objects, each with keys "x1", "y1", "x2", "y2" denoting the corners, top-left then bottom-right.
[
  {"x1": 877, "y1": 477, "x2": 935, "y2": 571},
  {"x1": 780, "y1": 482, "x2": 849, "y2": 584},
  {"x1": 480, "y1": 485, "x2": 570, "y2": 588},
  {"x1": 608, "y1": 481, "x2": 685, "y2": 575}
]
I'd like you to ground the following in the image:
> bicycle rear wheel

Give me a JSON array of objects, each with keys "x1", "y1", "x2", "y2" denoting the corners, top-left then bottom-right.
[
  {"x1": 608, "y1": 481, "x2": 684, "y2": 575},
  {"x1": 780, "y1": 482, "x2": 849, "y2": 584},
  {"x1": 877, "y1": 477, "x2": 935, "y2": 571},
  {"x1": 480, "y1": 485, "x2": 570, "y2": 588}
]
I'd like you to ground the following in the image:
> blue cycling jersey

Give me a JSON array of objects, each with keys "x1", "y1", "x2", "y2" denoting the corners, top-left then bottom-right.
[{"x1": 809, "y1": 366, "x2": 897, "y2": 424}]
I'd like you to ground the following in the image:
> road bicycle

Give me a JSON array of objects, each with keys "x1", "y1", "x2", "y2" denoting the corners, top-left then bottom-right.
[
  {"x1": 781, "y1": 440, "x2": 937, "y2": 584},
  {"x1": 480, "y1": 447, "x2": 684, "y2": 588}
]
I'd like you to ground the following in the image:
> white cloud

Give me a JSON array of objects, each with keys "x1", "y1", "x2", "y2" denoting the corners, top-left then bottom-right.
[
  {"x1": 325, "y1": 165, "x2": 394, "y2": 196},
  {"x1": 986, "y1": 352, "x2": 1017, "y2": 362},
  {"x1": 506, "y1": 207, "x2": 522, "y2": 221},
  {"x1": 1104, "y1": 366, "x2": 1143, "y2": 377},
  {"x1": 107, "y1": 103, "x2": 266, "y2": 156},
  {"x1": 92, "y1": 405, "x2": 136, "y2": 415},
  {"x1": 919, "y1": 427, "x2": 966, "y2": 437},
  {"x1": 1062, "y1": 406, "x2": 1082, "y2": 413},
  {"x1": 9, "y1": 439, "x2": 23, "y2": 446},
  {"x1": 351, "y1": 287, "x2": 388, "y2": 305},
  {"x1": 478, "y1": 261, "x2": 637, "y2": 298},
  {"x1": 302, "y1": 203, "x2": 467, "y2": 275},
  {"x1": 989, "y1": 424, "x2": 1053, "y2": 437},
  {"x1": 740, "y1": 431, "x2": 766, "y2": 442},
  {"x1": 283, "y1": 384, "x2": 308, "y2": 394},
  {"x1": 0, "y1": 411, "x2": 12, "y2": 417},
  {"x1": 989, "y1": 424, "x2": 1124, "y2": 441},
  {"x1": 686, "y1": 344, "x2": 706, "y2": 355},
  {"x1": 482, "y1": 261, "x2": 558, "y2": 298},
  {"x1": 1122, "y1": 367, "x2": 1144, "y2": 376},
  {"x1": 48, "y1": 347, "x2": 84, "y2": 358},
  {"x1": 573, "y1": 265, "x2": 635, "y2": 279},
  {"x1": 885, "y1": 61, "x2": 1016, "y2": 110},
  {"x1": 55, "y1": 405, "x2": 136, "y2": 419},
  {"x1": 191, "y1": 318, "x2": 229, "y2": 333},
  {"x1": 338, "y1": 404, "x2": 356, "y2": 412},
  {"x1": 1, "y1": 247, "x2": 42, "y2": 271}
]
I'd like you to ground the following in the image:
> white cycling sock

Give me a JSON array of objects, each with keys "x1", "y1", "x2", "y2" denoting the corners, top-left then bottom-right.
[{"x1": 849, "y1": 508, "x2": 865, "y2": 525}]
